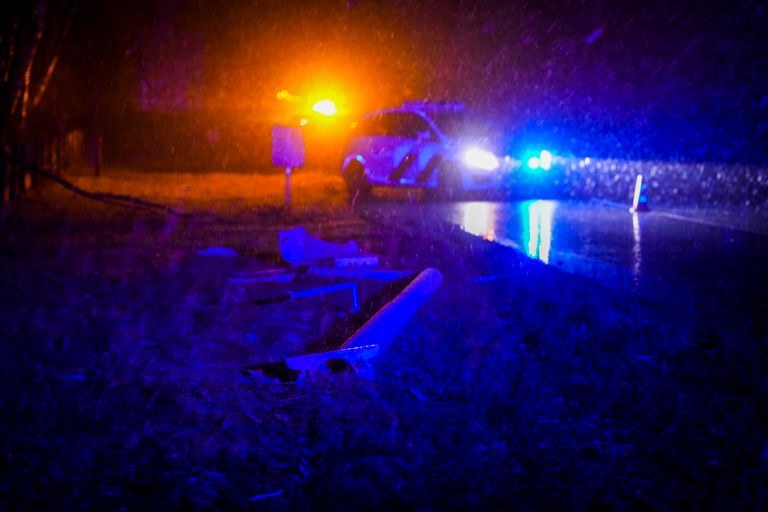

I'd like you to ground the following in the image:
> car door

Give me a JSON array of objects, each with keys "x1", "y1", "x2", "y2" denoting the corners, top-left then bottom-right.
[
  {"x1": 363, "y1": 113, "x2": 403, "y2": 185},
  {"x1": 344, "y1": 112, "x2": 441, "y2": 186},
  {"x1": 394, "y1": 114, "x2": 442, "y2": 186},
  {"x1": 379, "y1": 113, "x2": 442, "y2": 186},
  {"x1": 343, "y1": 113, "x2": 399, "y2": 185}
]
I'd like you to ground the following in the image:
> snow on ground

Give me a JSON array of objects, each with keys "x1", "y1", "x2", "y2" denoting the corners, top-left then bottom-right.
[{"x1": 1, "y1": 169, "x2": 766, "y2": 510}]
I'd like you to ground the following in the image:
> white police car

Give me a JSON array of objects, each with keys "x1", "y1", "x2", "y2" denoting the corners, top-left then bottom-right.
[{"x1": 341, "y1": 101, "x2": 509, "y2": 200}]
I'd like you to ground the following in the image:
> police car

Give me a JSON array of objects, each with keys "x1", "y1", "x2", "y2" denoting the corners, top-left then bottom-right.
[{"x1": 341, "y1": 101, "x2": 509, "y2": 200}]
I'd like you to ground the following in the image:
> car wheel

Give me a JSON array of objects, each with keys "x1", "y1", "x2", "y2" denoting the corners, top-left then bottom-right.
[
  {"x1": 435, "y1": 164, "x2": 463, "y2": 201},
  {"x1": 344, "y1": 162, "x2": 371, "y2": 203}
]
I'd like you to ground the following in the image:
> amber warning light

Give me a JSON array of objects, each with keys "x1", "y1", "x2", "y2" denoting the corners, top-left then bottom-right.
[{"x1": 311, "y1": 99, "x2": 338, "y2": 116}]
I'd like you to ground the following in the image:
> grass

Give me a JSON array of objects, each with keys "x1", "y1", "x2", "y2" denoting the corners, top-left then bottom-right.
[
  {"x1": 65, "y1": 166, "x2": 349, "y2": 213},
  {"x1": 1, "y1": 168, "x2": 766, "y2": 510}
]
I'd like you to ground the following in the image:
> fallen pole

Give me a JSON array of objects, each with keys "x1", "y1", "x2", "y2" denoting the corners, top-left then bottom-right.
[
  {"x1": 286, "y1": 268, "x2": 443, "y2": 378},
  {"x1": 249, "y1": 282, "x2": 360, "y2": 312}
]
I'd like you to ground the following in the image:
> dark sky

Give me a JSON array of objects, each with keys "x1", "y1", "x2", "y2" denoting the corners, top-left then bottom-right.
[
  {"x1": 224, "y1": 0, "x2": 767, "y2": 160},
  {"x1": 5, "y1": 0, "x2": 767, "y2": 160}
]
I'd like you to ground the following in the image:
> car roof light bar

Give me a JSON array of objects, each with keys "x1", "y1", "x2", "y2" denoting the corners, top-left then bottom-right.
[{"x1": 401, "y1": 101, "x2": 466, "y2": 112}]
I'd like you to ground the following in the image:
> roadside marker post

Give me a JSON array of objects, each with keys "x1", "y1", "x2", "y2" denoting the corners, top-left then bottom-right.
[
  {"x1": 630, "y1": 174, "x2": 650, "y2": 212},
  {"x1": 284, "y1": 167, "x2": 292, "y2": 209},
  {"x1": 272, "y1": 126, "x2": 305, "y2": 210}
]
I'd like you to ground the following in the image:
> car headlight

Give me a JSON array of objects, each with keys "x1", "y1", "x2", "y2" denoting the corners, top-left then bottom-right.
[{"x1": 463, "y1": 147, "x2": 500, "y2": 171}]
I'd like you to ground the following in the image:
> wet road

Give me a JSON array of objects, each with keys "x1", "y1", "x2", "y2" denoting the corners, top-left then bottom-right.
[{"x1": 363, "y1": 199, "x2": 768, "y2": 301}]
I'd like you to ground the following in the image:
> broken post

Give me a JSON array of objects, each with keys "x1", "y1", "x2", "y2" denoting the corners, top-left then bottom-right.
[
  {"x1": 286, "y1": 268, "x2": 443, "y2": 378},
  {"x1": 278, "y1": 225, "x2": 364, "y2": 266}
]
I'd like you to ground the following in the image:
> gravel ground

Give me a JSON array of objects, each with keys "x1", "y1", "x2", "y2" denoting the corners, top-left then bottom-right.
[{"x1": 1, "y1": 170, "x2": 766, "y2": 510}]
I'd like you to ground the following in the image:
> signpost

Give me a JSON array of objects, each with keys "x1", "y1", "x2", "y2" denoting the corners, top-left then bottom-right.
[{"x1": 272, "y1": 125, "x2": 305, "y2": 210}]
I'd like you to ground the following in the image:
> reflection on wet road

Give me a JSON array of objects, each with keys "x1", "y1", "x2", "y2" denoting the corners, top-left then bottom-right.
[
  {"x1": 521, "y1": 200, "x2": 555, "y2": 265},
  {"x1": 460, "y1": 202, "x2": 498, "y2": 243},
  {"x1": 455, "y1": 199, "x2": 768, "y2": 296},
  {"x1": 365, "y1": 198, "x2": 768, "y2": 297},
  {"x1": 631, "y1": 212, "x2": 642, "y2": 285},
  {"x1": 460, "y1": 200, "x2": 559, "y2": 265},
  {"x1": 455, "y1": 200, "x2": 641, "y2": 282}
]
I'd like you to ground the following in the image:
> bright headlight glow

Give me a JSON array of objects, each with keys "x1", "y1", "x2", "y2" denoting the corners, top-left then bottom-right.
[{"x1": 463, "y1": 147, "x2": 499, "y2": 171}]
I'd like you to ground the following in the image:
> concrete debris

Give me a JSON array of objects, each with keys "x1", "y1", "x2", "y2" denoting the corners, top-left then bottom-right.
[
  {"x1": 197, "y1": 246, "x2": 238, "y2": 257},
  {"x1": 278, "y1": 226, "x2": 369, "y2": 266}
]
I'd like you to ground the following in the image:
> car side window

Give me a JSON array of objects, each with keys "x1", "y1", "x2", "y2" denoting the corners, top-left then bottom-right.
[
  {"x1": 375, "y1": 113, "x2": 433, "y2": 139},
  {"x1": 354, "y1": 115, "x2": 386, "y2": 136},
  {"x1": 355, "y1": 112, "x2": 436, "y2": 140}
]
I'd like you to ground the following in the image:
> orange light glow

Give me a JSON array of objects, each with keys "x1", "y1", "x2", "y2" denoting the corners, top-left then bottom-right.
[
  {"x1": 276, "y1": 89, "x2": 300, "y2": 102},
  {"x1": 311, "y1": 99, "x2": 338, "y2": 116}
]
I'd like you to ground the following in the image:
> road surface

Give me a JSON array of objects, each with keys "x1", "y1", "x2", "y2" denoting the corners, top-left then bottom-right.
[{"x1": 362, "y1": 199, "x2": 768, "y2": 308}]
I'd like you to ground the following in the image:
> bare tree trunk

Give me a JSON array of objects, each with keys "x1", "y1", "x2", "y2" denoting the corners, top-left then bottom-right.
[
  {"x1": 16, "y1": 1, "x2": 48, "y2": 135},
  {"x1": 86, "y1": 131, "x2": 103, "y2": 177},
  {"x1": 1, "y1": 153, "x2": 7, "y2": 207}
]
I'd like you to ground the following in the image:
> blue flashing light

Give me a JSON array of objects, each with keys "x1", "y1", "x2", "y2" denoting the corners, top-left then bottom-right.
[
  {"x1": 525, "y1": 150, "x2": 553, "y2": 171},
  {"x1": 539, "y1": 150, "x2": 552, "y2": 171}
]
